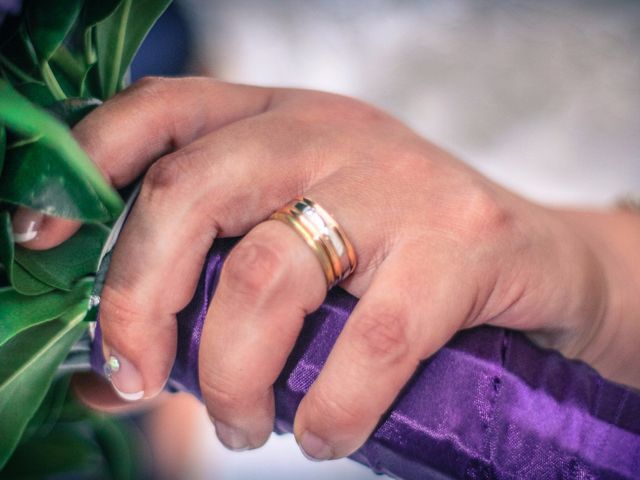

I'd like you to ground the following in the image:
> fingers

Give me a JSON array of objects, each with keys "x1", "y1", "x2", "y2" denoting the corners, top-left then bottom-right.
[
  {"x1": 199, "y1": 220, "x2": 326, "y2": 450},
  {"x1": 13, "y1": 77, "x2": 275, "y2": 250},
  {"x1": 73, "y1": 77, "x2": 275, "y2": 189},
  {"x1": 197, "y1": 180, "x2": 389, "y2": 451},
  {"x1": 97, "y1": 113, "x2": 318, "y2": 403},
  {"x1": 293, "y1": 245, "x2": 473, "y2": 460}
]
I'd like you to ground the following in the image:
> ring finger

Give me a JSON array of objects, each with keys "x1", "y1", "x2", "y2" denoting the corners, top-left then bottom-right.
[{"x1": 199, "y1": 184, "x2": 384, "y2": 450}]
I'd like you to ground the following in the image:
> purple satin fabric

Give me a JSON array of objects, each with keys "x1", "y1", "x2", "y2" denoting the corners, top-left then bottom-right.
[{"x1": 91, "y1": 237, "x2": 640, "y2": 479}]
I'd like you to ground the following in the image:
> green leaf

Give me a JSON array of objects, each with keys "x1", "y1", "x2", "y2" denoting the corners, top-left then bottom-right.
[
  {"x1": 0, "y1": 278, "x2": 93, "y2": 346},
  {"x1": 51, "y1": 47, "x2": 85, "y2": 81},
  {"x1": 0, "y1": 24, "x2": 40, "y2": 80},
  {"x1": 0, "y1": 262, "x2": 7, "y2": 284},
  {"x1": 49, "y1": 46, "x2": 86, "y2": 95},
  {"x1": 76, "y1": 0, "x2": 124, "y2": 97},
  {"x1": 0, "y1": 212, "x2": 14, "y2": 266},
  {"x1": 0, "y1": 54, "x2": 41, "y2": 86},
  {"x1": 91, "y1": 416, "x2": 139, "y2": 480},
  {"x1": 15, "y1": 223, "x2": 108, "y2": 290},
  {"x1": 0, "y1": 53, "x2": 59, "y2": 105},
  {"x1": 0, "y1": 211, "x2": 54, "y2": 296},
  {"x1": 13, "y1": 80, "x2": 56, "y2": 107},
  {"x1": 79, "y1": 1, "x2": 124, "y2": 72},
  {"x1": 57, "y1": 390, "x2": 93, "y2": 423},
  {"x1": 96, "y1": 0, "x2": 171, "y2": 98},
  {"x1": 0, "y1": 141, "x2": 112, "y2": 222},
  {"x1": 12, "y1": 263, "x2": 55, "y2": 296},
  {"x1": 83, "y1": 0, "x2": 124, "y2": 29},
  {"x1": 0, "y1": 126, "x2": 5, "y2": 175},
  {"x1": 25, "y1": 0, "x2": 84, "y2": 61},
  {"x1": 2, "y1": 425, "x2": 102, "y2": 478},
  {"x1": 0, "y1": 81, "x2": 123, "y2": 220},
  {"x1": 40, "y1": 58, "x2": 67, "y2": 101},
  {"x1": 0, "y1": 307, "x2": 87, "y2": 469},
  {"x1": 21, "y1": 375, "x2": 72, "y2": 442}
]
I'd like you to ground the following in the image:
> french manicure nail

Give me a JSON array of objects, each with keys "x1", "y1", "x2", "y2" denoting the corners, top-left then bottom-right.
[
  {"x1": 103, "y1": 349, "x2": 144, "y2": 401},
  {"x1": 214, "y1": 420, "x2": 250, "y2": 451},
  {"x1": 298, "y1": 431, "x2": 333, "y2": 461},
  {"x1": 12, "y1": 208, "x2": 44, "y2": 243}
]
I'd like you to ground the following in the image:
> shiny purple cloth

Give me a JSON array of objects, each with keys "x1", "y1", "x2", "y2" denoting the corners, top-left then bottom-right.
[{"x1": 91, "y1": 237, "x2": 640, "y2": 479}]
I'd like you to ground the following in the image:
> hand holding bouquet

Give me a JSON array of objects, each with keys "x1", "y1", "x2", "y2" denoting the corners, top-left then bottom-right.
[{"x1": 1, "y1": 1, "x2": 639, "y2": 478}]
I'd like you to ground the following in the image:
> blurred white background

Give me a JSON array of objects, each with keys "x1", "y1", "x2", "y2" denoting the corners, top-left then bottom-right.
[{"x1": 172, "y1": 0, "x2": 640, "y2": 478}]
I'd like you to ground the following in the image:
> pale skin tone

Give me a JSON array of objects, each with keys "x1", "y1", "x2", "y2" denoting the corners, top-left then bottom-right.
[{"x1": 13, "y1": 77, "x2": 640, "y2": 460}]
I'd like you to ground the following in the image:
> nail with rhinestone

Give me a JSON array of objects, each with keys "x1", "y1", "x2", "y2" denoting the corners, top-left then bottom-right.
[{"x1": 102, "y1": 350, "x2": 144, "y2": 401}]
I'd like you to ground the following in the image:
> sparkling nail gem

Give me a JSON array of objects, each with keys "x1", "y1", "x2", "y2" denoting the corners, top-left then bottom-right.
[{"x1": 103, "y1": 355, "x2": 120, "y2": 378}]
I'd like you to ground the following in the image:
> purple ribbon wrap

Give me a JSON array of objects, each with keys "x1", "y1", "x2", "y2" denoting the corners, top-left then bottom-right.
[{"x1": 91, "y1": 237, "x2": 640, "y2": 479}]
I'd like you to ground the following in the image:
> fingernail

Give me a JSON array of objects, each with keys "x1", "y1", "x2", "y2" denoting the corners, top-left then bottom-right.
[
  {"x1": 103, "y1": 349, "x2": 144, "y2": 401},
  {"x1": 12, "y1": 208, "x2": 44, "y2": 243},
  {"x1": 213, "y1": 420, "x2": 250, "y2": 452},
  {"x1": 298, "y1": 431, "x2": 333, "y2": 461}
]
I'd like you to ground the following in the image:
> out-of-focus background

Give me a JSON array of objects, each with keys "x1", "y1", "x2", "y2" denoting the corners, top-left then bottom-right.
[{"x1": 132, "y1": 0, "x2": 640, "y2": 478}]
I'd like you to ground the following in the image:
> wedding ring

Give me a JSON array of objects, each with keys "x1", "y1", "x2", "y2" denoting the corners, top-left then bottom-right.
[{"x1": 270, "y1": 197, "x2": 357, "y2": 289}]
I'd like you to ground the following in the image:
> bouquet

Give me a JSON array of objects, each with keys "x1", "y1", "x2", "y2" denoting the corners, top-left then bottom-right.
[{"x1": 0, "y1": 0, "x2": 170, "y2": 475}]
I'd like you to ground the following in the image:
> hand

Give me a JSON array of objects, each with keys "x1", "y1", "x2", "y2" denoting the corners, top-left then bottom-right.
[{"x1": 14, "y1": 77, "x2": 640, "y2": 459}]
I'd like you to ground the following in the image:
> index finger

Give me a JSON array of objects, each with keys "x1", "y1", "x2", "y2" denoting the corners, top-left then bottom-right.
[{"x1": 12, "y1": 77, "x2": 275, "y2": 250}]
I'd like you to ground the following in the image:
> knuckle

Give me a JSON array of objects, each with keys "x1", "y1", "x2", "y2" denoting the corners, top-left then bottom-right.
[
  {"x1": 461, "y1": 185, "x2": 513, "y2": 237},
  {"x1": 350, "y1": 306, "x2": 410, "y2": 364},
  {"x1": 200, "y1": 372, "x2": 248, "y2": 410},
  {"x1": 223, "y1": 240, "x2": 288, "y2": 297},
  {"x1": 306, "y1": 390, "x2": 364, "y2": 431},
  {"x1": 141, "y1": 153, "x2": 194, "y2": 198},
  {"x1": 98, "y1": 285, "x2": 147, "y2": 332}
]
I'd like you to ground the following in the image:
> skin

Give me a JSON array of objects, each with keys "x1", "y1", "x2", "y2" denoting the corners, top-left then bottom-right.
[{"x1": 13, "y1": 77, "x2": 640, "y2": 460}]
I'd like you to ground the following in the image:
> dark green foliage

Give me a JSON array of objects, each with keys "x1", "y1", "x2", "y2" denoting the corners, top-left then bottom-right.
[
  {"x1": 0, "y1": 127, "x2": 5, "y2": 175},
  {"x1": 2, "y1": 376, "x2": 143, "y2": 479},
  {"x1": 15, "y1": 224, "x2": 109, "y2": 291},
  {"x1": 0, "y1": 312, "x2": 87, "y2": 467},
  {"x1": 0, "y1": 278, "x2": 93, "y2": 345},
  {"x1": 26, "y1": 0, "x2": 84, "y2": 61},
  {"x1": 0, "y1": 0, "x2": 173, "y2": 473},
  {"x1": 0, "y1": 82, "x2": 122, "y2": 219},
  {"x1": 0, "y1": 211, "x2": 55, "y2": 295},
  {"x1": 0, "y1": 140, "x2": 115, "y2": 221},
  {"x1": 95, "y1": 0, "x2": 171, "y2": 97}
]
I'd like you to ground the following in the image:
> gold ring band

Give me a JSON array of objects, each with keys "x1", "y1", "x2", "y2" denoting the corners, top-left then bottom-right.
[
  {"x1": 270, "y1": 197, "x2": 357, "y2": 289},
  {"x1": 270, "y1": 209, "x2": 337, "y2": 286},
  {"x1": 305, "y1": 198, "x2": 357, "y2": 277}
]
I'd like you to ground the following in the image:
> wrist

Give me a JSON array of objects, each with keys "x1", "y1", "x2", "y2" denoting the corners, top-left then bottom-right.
[{"x1": 554, "y1": 207, "x2": 640, "y2": 388}]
